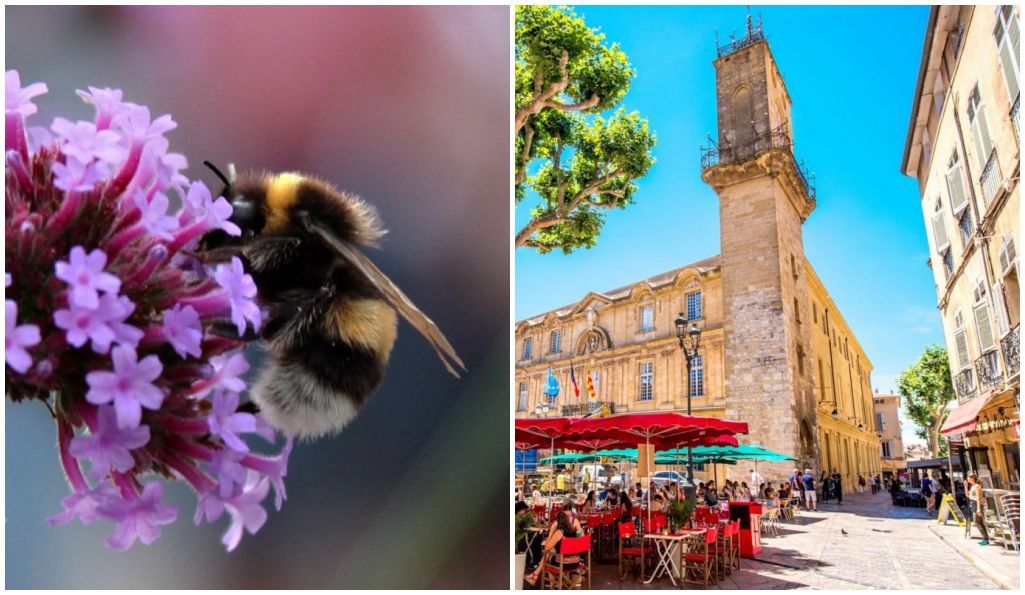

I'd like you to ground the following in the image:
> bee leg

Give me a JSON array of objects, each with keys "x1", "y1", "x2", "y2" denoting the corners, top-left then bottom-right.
[
  {"x1": 242, "y1": 236, "x2": 303, "y2": 274},
  {"x1": 237, "y1": 401, "x2": 261, "y2": 414},
  {"x1": 189, "y1": 245, "x2": 246, "y2": 264},
  {"x1": 258, "y1": 286, "x2": 335, "y2": 345},
  {"x1": 208, "y1": 319, "x2": 262, "y2": 342}
]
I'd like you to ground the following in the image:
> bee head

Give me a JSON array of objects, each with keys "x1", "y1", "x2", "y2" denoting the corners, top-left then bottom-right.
[{"x1": 201, "y1": 161, "x2": 266, "y2": 248}]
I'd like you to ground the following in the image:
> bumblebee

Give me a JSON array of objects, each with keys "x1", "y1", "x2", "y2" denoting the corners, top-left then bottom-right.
[{"x1": 199, "y1": 162, "x2": 465, "y2": 439}]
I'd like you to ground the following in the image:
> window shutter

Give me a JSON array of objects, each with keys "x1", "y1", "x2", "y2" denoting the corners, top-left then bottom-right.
[
  {"x1": 955, "y1": 328, "x2": 971, "y2": 369},
  {"x1": 999, "y1": 36, "x2": 1020, "y2": 101},
  {"x1": 970, "y1": 104, "x2": 995, "y2": 170},
  {"x1": 946, "y1": 163, "x2": 969, "y2": 213},
  {"x1": 1011, "y1": 8, "x2": 1021, "y2": 64},
  {"x1": 931, "y1": 212, "x2": 949, "y2": 252},
  {"x1": 974, "y1": 300, "x2": 996, "y2": 352},
  {"x1": 992, "y1": 281, "x2": 1011, "y2": 335},
  {"x1": 999, "y1": 235, "x2": 1017, "y2": 276}
]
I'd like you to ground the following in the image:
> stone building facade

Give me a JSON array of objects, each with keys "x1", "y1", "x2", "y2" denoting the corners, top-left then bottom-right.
[
  {"x1": 872, "y1": 392, "x2": 906, "y2": 479},
  {"x1": 901, "y1": 5, "x2": 1020, "y2": 490},
  {"x1": 515, "y1": 25, "x2": 881, "y2": 488}
]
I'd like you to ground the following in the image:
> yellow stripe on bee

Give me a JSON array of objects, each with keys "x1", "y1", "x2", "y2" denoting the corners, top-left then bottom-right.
[
  {"x1": 327, "y1": 298, "x2": 398, "y2": 358},
  {"x1": 264, "y1": 172, "x2": 304, "y2": 232}
]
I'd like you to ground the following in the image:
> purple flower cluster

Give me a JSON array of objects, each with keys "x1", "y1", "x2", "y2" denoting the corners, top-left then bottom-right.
[{"x1": 5, "y1": 70, "x2": 292, "y2": 552}]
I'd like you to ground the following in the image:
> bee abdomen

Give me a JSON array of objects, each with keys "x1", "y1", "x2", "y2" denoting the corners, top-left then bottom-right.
[{"x1": 252, "y1": 335, "x2": 387, "y2": 439}]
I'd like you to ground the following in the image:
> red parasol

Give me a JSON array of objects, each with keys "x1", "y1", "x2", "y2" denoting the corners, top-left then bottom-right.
[
  {"x1": 566, "y1": 413, "x2": 748, "y2": 451},
  {"x1": 514, "y1": 417, "x2": 573, "y2": 503}
]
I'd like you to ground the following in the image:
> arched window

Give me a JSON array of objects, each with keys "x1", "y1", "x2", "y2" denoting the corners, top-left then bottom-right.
[{"x1": 730, "y1": 86, "x2": 755, "y2": 148}]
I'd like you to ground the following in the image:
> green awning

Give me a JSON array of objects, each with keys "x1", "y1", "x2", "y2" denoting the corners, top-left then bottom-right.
[{"x1": 655, "y1": 444, "x2": 797, "y2": 463}]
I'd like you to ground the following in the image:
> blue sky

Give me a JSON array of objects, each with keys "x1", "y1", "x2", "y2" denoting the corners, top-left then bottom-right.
[{"x1": 515, "y1": 5, "x2": 935, "y2": 445}]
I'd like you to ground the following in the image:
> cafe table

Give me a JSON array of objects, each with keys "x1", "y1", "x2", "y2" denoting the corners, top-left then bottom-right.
[
  {"x1": 524, "y1": 526, "x2": 547, "y2": 568},
  {"x1": 642, "y1": 529, "x2": 706, "y2": 587}
]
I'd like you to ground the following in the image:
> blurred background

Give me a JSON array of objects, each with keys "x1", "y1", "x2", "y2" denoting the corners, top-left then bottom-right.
[{"x1": 6, "y1": 6, "x2": 509, "y2": 589}]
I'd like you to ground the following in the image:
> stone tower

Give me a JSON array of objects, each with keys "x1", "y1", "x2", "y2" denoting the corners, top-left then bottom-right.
[{"x1": 701, "y1": 22, "x2": 820, "y2": 479}]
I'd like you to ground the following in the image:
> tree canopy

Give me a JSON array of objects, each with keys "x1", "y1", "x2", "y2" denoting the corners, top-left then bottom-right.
[
  {"x1": 897, "y1": 344, "x2": 955, "y2": 458},
  {"x1": 515, "y1": 5, "x2": 656, "y2": 254}
]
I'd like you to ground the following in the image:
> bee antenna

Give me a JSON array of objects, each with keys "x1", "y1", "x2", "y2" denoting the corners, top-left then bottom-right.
[{"x1": 203, "y1": 160, "x2": 232, "y2": 189}]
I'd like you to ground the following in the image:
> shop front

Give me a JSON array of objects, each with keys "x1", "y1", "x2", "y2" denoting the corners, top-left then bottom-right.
[{"x1": 941, "y1": 386, "x2": 1020, "y2": 490}]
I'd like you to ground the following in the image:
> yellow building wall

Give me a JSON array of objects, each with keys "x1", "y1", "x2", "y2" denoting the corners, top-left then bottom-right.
[{"x1": 514, "y1": 258, "x2": 882, "y2": 490}]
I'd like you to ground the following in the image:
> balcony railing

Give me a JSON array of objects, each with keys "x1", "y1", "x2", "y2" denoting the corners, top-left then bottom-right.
[
  {"x1": 954, "y1": 368, "x2": 976, "y2": 402},
  {"x1": 1002, "y1": 324, "x2": 1020, "y2": 379},
  {"x1": 975, "y1": 349, "x2": 1002, "y2": 391},
  {"x1": 979, "y1": 149, "x2": 1003, "y2": 207},
  {"x1": 561, "y1": 401, "x2": 615, "y2": 417},
  {"x1": 700, "y1": 125, "x2": 816, "y2": 201},
  {"x1": 716, "y1": 25, "x2": 766, "y2": 59}
]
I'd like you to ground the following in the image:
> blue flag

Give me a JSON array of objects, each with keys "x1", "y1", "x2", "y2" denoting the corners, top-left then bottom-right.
[{"x1": 544, "y1": 367, "x2": 560, "y2": 398}]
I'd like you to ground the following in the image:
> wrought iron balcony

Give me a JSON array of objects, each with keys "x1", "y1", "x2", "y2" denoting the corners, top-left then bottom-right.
[
  {"x1": 700, "y1": 125, "x2": 816, "y2": 201},
  {"x1": 975, "y1": 349, "x2": 1002, "y2": 391},
  {"x1": 561, "y1": 401, "x2": 615, "y2": 417},
  {"x1": 954, "y1": 368, "x2": 976, "y2": 402},
  {"x1": 1001, "y1": 324, "x2": 1020, "y2": 379},
  {"x1": 716, "y1": 25, "x2": 766, "y2": 59},
  {"x1": 979, "y1": 148, "x2": 1003, "y2": 207}
]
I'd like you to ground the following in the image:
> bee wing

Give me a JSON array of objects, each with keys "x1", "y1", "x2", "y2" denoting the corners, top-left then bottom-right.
[{"x1": 301, "y1": 216, "x2": 467, "y2": 378}]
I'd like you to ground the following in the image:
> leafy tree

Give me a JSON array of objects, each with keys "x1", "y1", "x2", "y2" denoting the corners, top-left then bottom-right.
[
  {"x1": 515, "y1": 5, "x2": 656, "y2": 253},
  {"x1": 897, "y1": 344, "x2": 955, "y2": 458}
]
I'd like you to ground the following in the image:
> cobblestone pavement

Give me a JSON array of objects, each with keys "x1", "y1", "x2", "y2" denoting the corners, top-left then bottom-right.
[{"x1": 586, "y1": 491, "x2": 1005, "y2": 589}]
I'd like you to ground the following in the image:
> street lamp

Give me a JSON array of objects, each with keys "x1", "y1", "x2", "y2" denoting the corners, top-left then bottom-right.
[
  {"x1": 534, "y1": 401, "x2": 550, "y2": 419},
  {"x1": 675, "y1": 312, "x2": 702, "y2": 506}
]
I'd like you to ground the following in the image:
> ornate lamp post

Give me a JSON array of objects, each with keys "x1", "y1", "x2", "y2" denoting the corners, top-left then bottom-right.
[{"x1": 675, "y1": 312, "x2": 703, "y2": 506}]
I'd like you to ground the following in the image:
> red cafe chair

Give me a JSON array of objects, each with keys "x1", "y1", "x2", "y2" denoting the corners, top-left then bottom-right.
[
  {"x1": 712, "y1": 519, "x2": 735, "y2": 579},
  {"x1": 683, "y1": 527, "x2": 719, "y2": 589},
  {"x1": 542, "y1": 533, "x2": 592, "y2": 590},
  {"x1": 617, "y1": 521, "x2": 644, "y2": 581}
]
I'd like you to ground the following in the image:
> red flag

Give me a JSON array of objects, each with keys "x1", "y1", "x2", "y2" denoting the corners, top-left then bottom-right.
[{"x1": 570, "y1": 365, "x2": 580, "y2": 400}]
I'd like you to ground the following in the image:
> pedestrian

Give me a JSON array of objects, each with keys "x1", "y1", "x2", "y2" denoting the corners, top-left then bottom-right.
[
  {"x1": 858, "y1": 474, "x2": 866, "y2": 493},
  {"x1": 750, "y1": 467, "x2": 764, "y2": 489},
  {"x1": 802, "y1": 468, "x2": 818, "y2": 511},
  {"x1": 966, "y1": 474, "x2": 990, "y2": 546},
  {"x1": 832, "y1": 471, "x2": 843, "y2": 505},
  {"x1": 821, "y1": 473, "x2": 832, "y2": 503},
  {"x1": 922, "y1": 472, "x2": 935, "y2": 512}
]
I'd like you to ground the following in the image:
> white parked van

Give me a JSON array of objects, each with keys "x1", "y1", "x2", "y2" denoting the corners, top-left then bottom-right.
[{"x1": 577, "y1": 464, "x2": 625, "y2": 489}]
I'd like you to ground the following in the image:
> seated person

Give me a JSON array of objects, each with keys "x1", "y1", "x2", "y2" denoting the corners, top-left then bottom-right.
[
  {"x1": 525, "y1": 510, "x2": 582, "y2": 586},
  {"x1": 704, "y1": 482, "x2": 719, "y2": 507},
  {"x1": 778, "y1": 481, "x2": 791, "y2": 501},
  {"x1": 619, "y1": 492, "x2": 634, "y2": 522},
  {"x1": 765, "y1": 487, "x2": 779, "y2": 511},
  {"x1": 580, "y1": 490, "x2": 597, "y2": 512}
]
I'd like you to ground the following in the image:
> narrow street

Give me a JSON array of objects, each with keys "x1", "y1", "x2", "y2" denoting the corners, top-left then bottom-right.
[{"x1": 591, "y1": 491, "x2": 1005, "y2": 589}]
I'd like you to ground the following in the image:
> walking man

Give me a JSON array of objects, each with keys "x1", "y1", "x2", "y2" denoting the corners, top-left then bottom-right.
[
  {"x1": 802, "y1": 468, "x2": 818, "y2": 511},
  {"x1": 832, "y1": 471, "x2": 843, "y2": 505}
]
